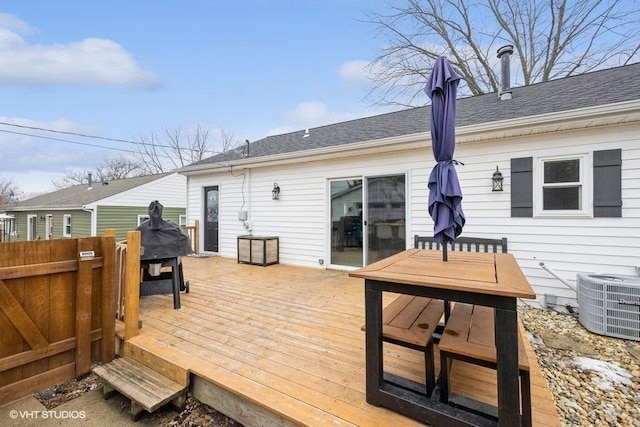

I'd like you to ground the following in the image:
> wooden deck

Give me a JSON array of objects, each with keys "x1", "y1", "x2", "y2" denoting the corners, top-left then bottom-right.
[{"x1": 129, "y1": 256, "x2": 561, "y2": 426}]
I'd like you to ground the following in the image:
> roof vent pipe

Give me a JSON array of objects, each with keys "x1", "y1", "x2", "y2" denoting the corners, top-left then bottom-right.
[
  {"x1": 87, "y1": 172, "x2": 93, "y2": 190},
  {"x1": 497, "y1": 45, "x2": 514, "y2": 100}
]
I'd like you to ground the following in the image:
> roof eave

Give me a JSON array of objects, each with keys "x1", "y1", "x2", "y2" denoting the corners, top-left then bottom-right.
[
  {"x1": 6, "y1": 205, "x2": 84, "y2": 212},
  {"x1": 180, "y1": 133, "x2": 428, "y2": 175},
  {"x1": 457, "y1": 99, "x2": 640, "y2": 142},
  {"x1": 180, "y1": 99, "x2": 640, "y2": 175}
]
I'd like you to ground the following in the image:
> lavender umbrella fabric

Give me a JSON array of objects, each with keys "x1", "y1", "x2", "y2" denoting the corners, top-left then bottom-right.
[{"x1": 425, "y1": 57, "x2": 465, "y2": 246}]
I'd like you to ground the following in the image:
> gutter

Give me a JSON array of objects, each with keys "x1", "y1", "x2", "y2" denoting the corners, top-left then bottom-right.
[
  {"x1": 180, "y1": 99, "x2": 640, "y2": 175},
  {"x1": 180, "y1": 133, "x2": 428, "y2": 175},
  {"x1": 7, "y1": 205, "x2": 85, "y2": 212},
  {"x1": 457, "y1": 99, "x2": 640, "y2": 143}
]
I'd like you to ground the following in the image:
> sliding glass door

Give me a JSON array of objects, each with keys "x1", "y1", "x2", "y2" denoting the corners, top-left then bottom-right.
[
  {"x1": 329, "y1": 179, "x2": 363, "y2": 268},
  {"x1": 329, "y1": 174, "x2": 406, "y2": 268},
  {"x1": 366, "y1": 175, "x2": 406, "y2": 264}
]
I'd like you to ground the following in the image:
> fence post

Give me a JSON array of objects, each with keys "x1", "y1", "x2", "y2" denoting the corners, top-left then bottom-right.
[
  {"x1": 75, "y1": 238, "x2": 93, "y2": 377},
  {"x1": 194, "y1": 219, "x2": 199, "y2": 254},
  {"x1": 124, "y1": 231, "x2": 141, "y2": 341},
  {"x1": 101, "y1": 229, "x2": 116, "y2": 362}
]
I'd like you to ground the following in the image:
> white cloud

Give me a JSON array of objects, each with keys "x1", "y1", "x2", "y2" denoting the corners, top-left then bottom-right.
[
  {"x1": 5, "y1": 170, "x2": 61, "y2": 198},
  {"x1": 274, "y1": 101, "x2": 348, "y2": 134},
  {"x1": 0, "y1": 116, "x2": 106, "y2": 179},
  {"x1": 262, "y1": 60, "x2": 380, "y2": 138},
  {"x1": 0, "y1": 13, "x2": 31, "y2": 35},
  {"x1": 0, "y1": 14, "x2": 158, "y2": 88},
  {"x1": 284, "y1": 101, "x2": 329, "y2": 124},
  {"x1": 337, "y1": 59, "x2": 372, "y2": 85},
  {"x1": 266, "y1": 100, "x2": 379, "y2": 137}
]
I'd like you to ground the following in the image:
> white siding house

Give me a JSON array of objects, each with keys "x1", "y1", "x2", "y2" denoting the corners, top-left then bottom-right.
[{"x1": 179, "y1": 63, "x2": 640, "y2": 309}]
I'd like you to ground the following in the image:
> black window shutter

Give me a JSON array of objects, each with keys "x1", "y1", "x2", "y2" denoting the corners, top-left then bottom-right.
[
  {"x1": 511, "y1": 157, "x2": 533, "y2": 217},
  {"x1": 593, "y1": 149, "x2": 622, "y2": 217}
]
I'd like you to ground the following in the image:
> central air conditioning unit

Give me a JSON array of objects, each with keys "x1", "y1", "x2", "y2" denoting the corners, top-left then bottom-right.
[{"x1": 577, "y1": 273, "x2": 640, "y2": 341}]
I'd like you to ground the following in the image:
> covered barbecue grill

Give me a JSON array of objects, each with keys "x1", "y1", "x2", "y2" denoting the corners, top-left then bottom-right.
[{"x1": 137, "y1": 200, "x2": 192, "y2": 309}]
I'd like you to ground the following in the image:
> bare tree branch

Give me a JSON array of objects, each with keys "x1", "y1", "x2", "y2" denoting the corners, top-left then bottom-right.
[
  {"x1": 0, "y1": 177, "x2": 22, "y2": 206},
  {"x1": 51, "y1": 155, "x2": 145, "y2": 189},
  {"x1": 133, "y1": 124, "x2": 242, "y2": 173},
  {"x1": 95, "y1": 156, "x2": 144, "y2": 181},
  {"x1": 365, "y1": 0, "x2": 640, "y2": 106}
]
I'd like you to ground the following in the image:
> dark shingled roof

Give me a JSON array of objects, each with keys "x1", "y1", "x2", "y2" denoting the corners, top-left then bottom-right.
[
  {"x1": 10, "y1": 173, "x2": 172, "y2": 210},
  {"x1": 187, "y1": 62, "x2": 640, "y2": 168}
]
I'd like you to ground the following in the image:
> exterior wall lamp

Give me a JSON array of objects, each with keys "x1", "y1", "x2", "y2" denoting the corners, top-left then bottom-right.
[
  {"x1": 272, "y1": 183, "x2": 280, "y2": 200},
  {"x1": 492, "y1": 166, "x2": 504, "y2": 191}
]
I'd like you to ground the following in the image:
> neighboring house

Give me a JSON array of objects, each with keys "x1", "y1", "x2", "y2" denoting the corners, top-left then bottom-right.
[
  {"x1": 178, "y1": 62, "x2": 640, "y2": 308},
  {"x1": 2, "y1": 173, "x2": 187, "y2": 242}
]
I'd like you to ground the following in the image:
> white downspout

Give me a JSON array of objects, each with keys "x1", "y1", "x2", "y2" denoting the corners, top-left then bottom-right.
[{"x1": 82, "y1": 206, "x2": 97, "y2": 236}]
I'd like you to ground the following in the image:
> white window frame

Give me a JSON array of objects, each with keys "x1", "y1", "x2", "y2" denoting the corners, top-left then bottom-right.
[
  {"x1": 63, "y1": 214, "x2": 72, "y2": 237},
  {"x1": 534, "y1": 153, "x2": 591, "y2": 218},
  {"x1": 179, "y1": 214, "x2": 187, "y2": 226},
  {"x1": 27, "y1": 214, "x2": 37, "y2": 240},
  {"x1": 137, "y1": 215, "x2": 150, "y2": 226}
]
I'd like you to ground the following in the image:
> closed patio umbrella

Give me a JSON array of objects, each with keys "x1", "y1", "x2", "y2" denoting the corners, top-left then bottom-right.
[{"x1": 425, "y1": 56, "x2": 465, "y2": 261}]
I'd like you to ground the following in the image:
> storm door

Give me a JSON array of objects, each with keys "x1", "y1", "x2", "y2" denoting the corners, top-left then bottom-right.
[
  {"x1": 45, "y1": 214, "x2": 54, "y2": 239},
  {"x1": 27, "y1": 215, "x2": 37, "y2": 241},
  {"x1": 204, "y1": 186, "x2": 219, "y2": 252}
]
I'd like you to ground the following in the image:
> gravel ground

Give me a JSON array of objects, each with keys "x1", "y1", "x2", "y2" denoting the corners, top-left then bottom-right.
[
  {"x1": 518, "y1": 305, "x2": 640, "y2": 427},
  {"x1": 31, "y1": 307, "x2": 640, "y2": 426}
]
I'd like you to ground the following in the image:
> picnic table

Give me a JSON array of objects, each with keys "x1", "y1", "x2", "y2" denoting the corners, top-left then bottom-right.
[{"x1": 350, "y1": 248, "x2": 536, "y2": 426}]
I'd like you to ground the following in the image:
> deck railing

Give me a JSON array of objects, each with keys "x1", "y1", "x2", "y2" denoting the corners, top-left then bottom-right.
[
  {"x1": 115, "y1": 242, "x2": 127, "y2": 322},
  {"x1": 113, "y1": 231, "x2": 142, "y2": 341},
  {"x1": 183, "y1": 219, "x2": 199, "y2": 254}
]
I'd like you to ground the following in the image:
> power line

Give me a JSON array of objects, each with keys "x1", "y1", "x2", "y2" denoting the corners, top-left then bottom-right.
[
  {"x1": 0, "y1": 120, "x2": 173, "y2": 148},
  {"x1": 0, "y1": 128, "x2": 144, "y2": 155},
  {"x1": 0, "y1": 129, "x2": 192, "y2": 161}
]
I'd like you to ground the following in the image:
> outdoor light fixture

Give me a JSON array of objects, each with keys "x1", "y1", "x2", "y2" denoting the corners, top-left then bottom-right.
[
  {"x1": 272, "y1": 182, "x2": 280, "y2": 200},
  {"x1": 492, "y1": 166, "x2": 504, "y2": 192}
]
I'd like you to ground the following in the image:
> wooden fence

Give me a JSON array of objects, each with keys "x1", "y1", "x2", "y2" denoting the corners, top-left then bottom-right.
[{"x1": 0, "y1": 233, "x2": 116, "y2": 405}]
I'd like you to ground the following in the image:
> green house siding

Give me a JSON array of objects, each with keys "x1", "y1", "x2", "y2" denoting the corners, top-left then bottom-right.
[
  {"x1": 7, "y1": 210, "x2": 91, "y2": 241},
  {"x1": 96, "y1": 205, "x2": 186, "y2": 241},
  {"x1": 68, "y1": 211, "x2": 92, "y2": 237}
]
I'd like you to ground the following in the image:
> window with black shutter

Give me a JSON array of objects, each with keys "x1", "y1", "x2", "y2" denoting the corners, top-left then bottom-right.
[
  {"x1": 510, "y1": 157, "x2": 533, "y2": 217},
  {"x1": 510, "y1": 150, "x2": 621, "y2": 218},
  {"x1": 593, "y1": 149, "x2": 622, "y2": 217}
]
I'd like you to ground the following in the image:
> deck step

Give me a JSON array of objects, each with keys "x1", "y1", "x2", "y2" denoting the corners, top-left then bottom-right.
[{"x1": 92, "y1": 357, "x2": 188, "y2": 420}]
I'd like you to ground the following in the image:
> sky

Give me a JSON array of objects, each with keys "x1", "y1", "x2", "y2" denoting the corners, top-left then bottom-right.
[{"x1": 0, "y1": 0, "x2": 395, "y2": 197}]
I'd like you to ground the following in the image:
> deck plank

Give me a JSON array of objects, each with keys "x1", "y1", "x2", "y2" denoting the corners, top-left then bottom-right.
[{"x1": 132, "y1": 256, "x2": 560, "y2": 427}]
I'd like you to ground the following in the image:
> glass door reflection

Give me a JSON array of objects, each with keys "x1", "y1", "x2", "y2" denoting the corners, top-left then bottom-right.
[
  {"x1": 366, "y1": 175, "x2": 406, "y2": 264},
  {"x1": 330, "y1": 179, "x2": 363, "y2": 268}
]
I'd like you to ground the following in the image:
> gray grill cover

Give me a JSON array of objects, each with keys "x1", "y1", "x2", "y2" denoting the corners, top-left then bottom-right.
[{"x1": 136, "y1": 200, "x2": 192, "y2": 260}]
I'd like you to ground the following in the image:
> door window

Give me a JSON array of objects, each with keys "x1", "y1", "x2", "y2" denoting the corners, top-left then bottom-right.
[
  {"x1": 204, "y1": 186, "x2": 219, "y2": 252},
  {"x1": 366, "y1": 175, "x2": 406, "y2": 264},
  {"x1": 329, "y1": 179, "x2": 363, "y2": 268}
]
